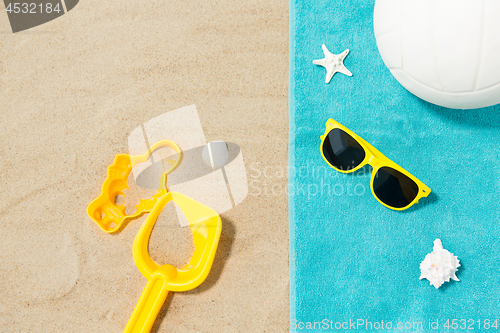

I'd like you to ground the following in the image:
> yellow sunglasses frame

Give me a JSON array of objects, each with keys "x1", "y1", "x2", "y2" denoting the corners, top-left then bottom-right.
[{"x1": 320, "y1": 119, "x2": 431, "y2": 211}]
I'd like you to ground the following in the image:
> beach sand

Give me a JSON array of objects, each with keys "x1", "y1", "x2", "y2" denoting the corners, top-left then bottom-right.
[{"x1": 0, "y1": 0, "x2": 289, "y2": 331}]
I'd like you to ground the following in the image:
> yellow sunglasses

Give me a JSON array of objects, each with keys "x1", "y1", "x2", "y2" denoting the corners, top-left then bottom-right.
[{"x1": 320, "y1": 119, "x2": 431, "y2": 211}]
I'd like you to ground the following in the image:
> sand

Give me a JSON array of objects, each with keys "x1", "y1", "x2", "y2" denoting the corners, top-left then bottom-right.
[{"x1": 0, "y1": 0, "x2": 289, "y2": 331}]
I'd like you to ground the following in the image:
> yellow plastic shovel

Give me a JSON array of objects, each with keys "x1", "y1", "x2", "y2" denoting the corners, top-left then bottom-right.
[{"x1": 123, "y1": 173, "x2": 222, "y2": 333}]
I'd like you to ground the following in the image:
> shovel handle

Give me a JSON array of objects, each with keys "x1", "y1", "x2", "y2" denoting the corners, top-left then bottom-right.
[{"x1": 123, "y1": 271, "x2": 171, "y2": 333}]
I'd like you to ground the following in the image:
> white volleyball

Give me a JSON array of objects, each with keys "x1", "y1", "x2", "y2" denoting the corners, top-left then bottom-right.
[{"x1": 374, "y1": 0, "x2": 500, "y2": 109}]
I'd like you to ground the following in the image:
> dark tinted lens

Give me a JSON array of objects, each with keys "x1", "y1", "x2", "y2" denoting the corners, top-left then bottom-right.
[
  {"x1": 322, "y1": 128, "x2": 365, "y2": 170},
  {"x1": 373, "y1": 167, "x2": 419, "y2": 208}
]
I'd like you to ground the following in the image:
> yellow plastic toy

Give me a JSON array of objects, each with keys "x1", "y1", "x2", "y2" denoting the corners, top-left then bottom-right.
[
  {"x1": 320, "y1": 119, "x2": 431, "y2": 211},
  {"x1": 87, "y1": 141, "x2": 222, "y2": 333},
  {"x1": 124, "y1": 173, "x2": 222, "y2": 333},
  {"x1": 87, "y1": 140, "x2": 181, "y2": 233}
]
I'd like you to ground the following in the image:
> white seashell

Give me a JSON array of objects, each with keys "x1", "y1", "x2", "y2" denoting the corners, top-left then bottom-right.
[{"x1": 419, "y1": 239, "x2": 460, "y2": 289}]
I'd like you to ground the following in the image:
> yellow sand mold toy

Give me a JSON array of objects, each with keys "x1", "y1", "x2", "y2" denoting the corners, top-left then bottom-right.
[
  {"x1": 87, "y1": 140, "x2": 182, "y2": 233},
  {"x1": 87, "y1": 140, "x2": 222, "y2": 333}
]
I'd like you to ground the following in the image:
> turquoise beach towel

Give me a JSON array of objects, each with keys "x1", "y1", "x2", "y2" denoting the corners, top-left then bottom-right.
[{"x1": 289, "y1": 0, "x2": 500, "y2": 332}]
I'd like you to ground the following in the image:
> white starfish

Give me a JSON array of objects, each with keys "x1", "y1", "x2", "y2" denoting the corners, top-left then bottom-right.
[{"x1": 313, "y1": 44, "x2": 352, "y2": 83}]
